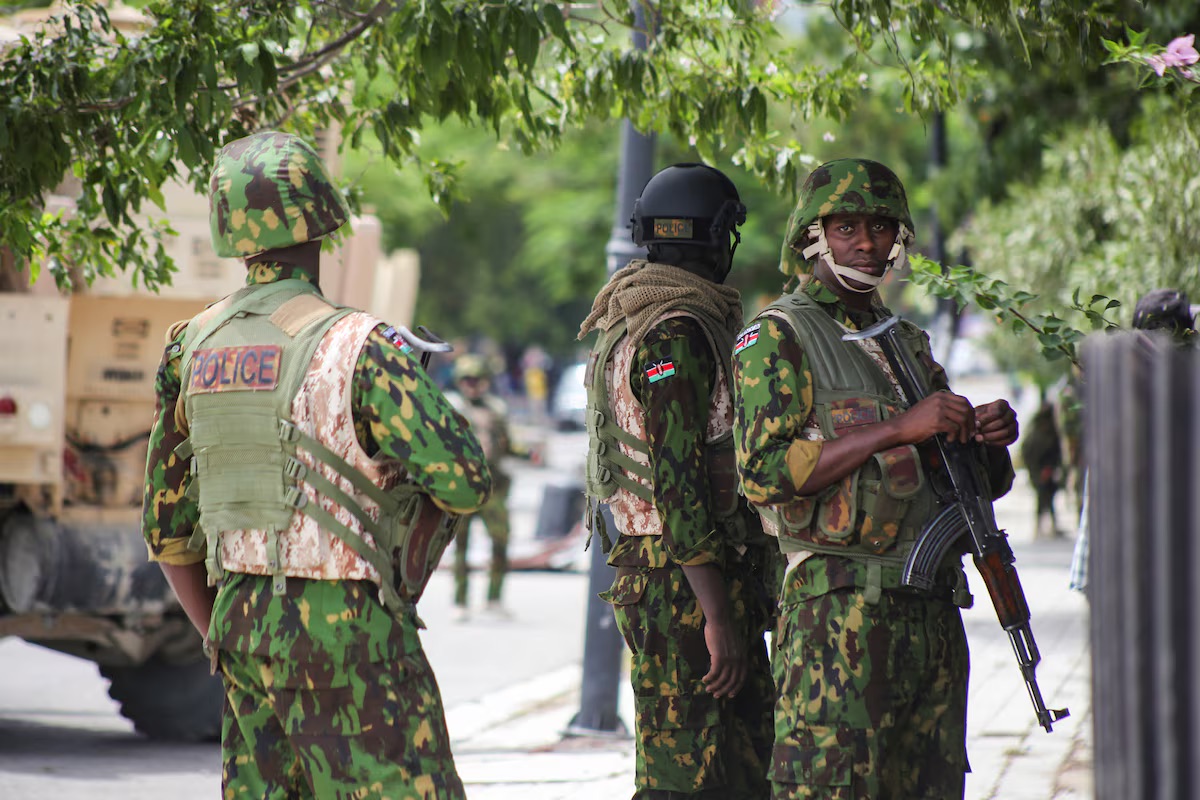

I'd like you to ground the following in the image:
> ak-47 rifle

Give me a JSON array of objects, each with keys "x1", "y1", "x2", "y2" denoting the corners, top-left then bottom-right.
[{"x1": 843, "y1": 315, "x2": 1070, "y2": 733}]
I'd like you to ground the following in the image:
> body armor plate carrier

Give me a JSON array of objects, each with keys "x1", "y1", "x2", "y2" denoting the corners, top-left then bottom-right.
[
  {"x1": 758, "y1": 293, "x2": 940, "y2": 579},
  {"x1": 175, "y1": 280, "x2": 464, "y2": 616}
]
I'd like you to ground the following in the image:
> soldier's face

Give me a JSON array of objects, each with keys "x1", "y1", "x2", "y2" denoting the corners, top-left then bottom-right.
[
  {"x1": 817, "y1": 212, "x2": 898, "y2": 289},
  {"x1": 459, "y1": 376, "x2": 487, "y2": 398}
]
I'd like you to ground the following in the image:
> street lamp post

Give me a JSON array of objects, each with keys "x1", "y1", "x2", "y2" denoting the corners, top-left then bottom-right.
[{"x1": 565, "y1": 3, "x2": 655, "y2": 739}]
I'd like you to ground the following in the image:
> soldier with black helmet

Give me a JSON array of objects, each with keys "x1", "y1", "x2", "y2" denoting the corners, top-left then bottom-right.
[
  {"x1": 142, "y1": 131, "x2": 490, "y2": 798},
  {"x1": 731, "y1": 158, "x2": 1019, "y2": 798},
  {"x1": 579, "y1": 163, "x2": 778, "y2": 800}
]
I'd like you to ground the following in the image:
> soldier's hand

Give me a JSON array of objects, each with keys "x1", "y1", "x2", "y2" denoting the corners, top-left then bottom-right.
[
  {"x1": 895, "y1": 390, "x2": 976, "y2": 444},
  {"x1": 701, "y1": 617, "x2": 747, "y2": 698},
  {"x1": 973, "y1": 399, "x2": 1019, "y2": 446}
]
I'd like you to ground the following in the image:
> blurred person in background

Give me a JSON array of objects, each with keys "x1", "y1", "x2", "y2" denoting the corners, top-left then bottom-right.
[
  {"x1": 1021, "y1": 401, "x2": 1064, "y2": 538},
  {"x1": 446, "y1": 354, "x2": 517, "y2": 621}
]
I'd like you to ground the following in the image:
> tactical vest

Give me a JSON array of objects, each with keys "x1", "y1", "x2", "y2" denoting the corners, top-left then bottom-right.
[
  {"x1": 756, "y1": 293, "x2": 940, "y2": 574},
  {"x1": 583, "y1": 310, "x2": 742, "y2": 550},
  {"x1": 176, "y1": 280, "x2": 464, "y2": 616}
]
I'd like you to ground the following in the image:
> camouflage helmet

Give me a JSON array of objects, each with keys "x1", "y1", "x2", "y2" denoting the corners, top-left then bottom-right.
[
  {"x1": 209, "y1": 131, "x2": 350, "y2": 258},
  {"x1": 454, "y1": 354, "x2": 492, "y2": 381},
  {"x1": 780, "y1": 158, "x2": 915, "y2": 279}
]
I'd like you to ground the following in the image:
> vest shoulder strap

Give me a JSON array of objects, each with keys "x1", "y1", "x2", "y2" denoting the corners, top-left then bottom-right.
[
  {"x1": 179, "y1": 280, "x2": 327, "y2": 383},
  {"x1": 761, "y1": 293, "x2": 888, "y2": 401}
]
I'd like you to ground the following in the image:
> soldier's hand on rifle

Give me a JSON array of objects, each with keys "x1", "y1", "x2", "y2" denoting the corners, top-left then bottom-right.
[
  {"x1": 972, "y1": 400, "x2": 1019, "y2": 446},
  {"x1": 895, "y1": 390, "x2": 976, "y2": 444}
]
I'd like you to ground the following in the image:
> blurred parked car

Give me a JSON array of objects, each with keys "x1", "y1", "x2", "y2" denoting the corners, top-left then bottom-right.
[{"x1": 551, "y1": 361, "x2": 587, "y2": 430}]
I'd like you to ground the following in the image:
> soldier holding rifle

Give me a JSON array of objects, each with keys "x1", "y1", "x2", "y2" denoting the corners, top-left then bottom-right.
[{"x1": 731, "y1": 158, "x2": 1034, "y2": 799}]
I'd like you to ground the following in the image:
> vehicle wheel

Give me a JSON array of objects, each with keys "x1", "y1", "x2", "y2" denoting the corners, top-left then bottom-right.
[{"x1": 100, "y1": 657, "x2": 223, "y2": 742}]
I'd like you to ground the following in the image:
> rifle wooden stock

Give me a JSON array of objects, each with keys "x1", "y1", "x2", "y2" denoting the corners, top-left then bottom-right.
[{"x1": 844, "y1": 315, "x2": 1069, "y2": 732}]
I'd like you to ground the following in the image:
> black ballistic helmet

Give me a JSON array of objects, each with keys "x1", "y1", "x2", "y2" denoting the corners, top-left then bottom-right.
[{"x1": 630, "y1": 163, "x2": 747, "y2": 252}]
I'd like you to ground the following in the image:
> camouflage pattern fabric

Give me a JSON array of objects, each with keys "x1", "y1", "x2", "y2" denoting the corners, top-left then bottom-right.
[
  {"x1": 597, "y1": 315, "x2": 776, "y2": 798},
  {"x1": 453, "y1": 473, "x2": 512, "y2": 605},
  {"x1": 216, "y1": 575, "x2": 464, "y2": 800},
  {"x1": 732, "y1": 278, "x2": 986, "y2": 800},
  {"x1": 142, "y1": 263, "x2": 489, "y2": 797},
  {"x1": 606, "y1": 559, "x2": 774, "y2": 799},
  {"x1": 209, "y1": 131, "x2": 350, "y2": 258},
  {"x1": 731, "y1": 280, "x2": 868, "y2": 509},
  {"x1": 769, "y1": 557, "x2": 969, "y2": 799},
  {"x1": 779, "y1": 159, "x2": 914, "y2": 280},
  {"x1": 605, "y1": 316, "x2": 731, "y2": 568}
]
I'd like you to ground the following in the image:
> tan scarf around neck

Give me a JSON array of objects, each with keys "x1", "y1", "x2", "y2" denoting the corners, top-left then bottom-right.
[{"x1": 577, "y1": 260, "x2": 744, "y2": 346}]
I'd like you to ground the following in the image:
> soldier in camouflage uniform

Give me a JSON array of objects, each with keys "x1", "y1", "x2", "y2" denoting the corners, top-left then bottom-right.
[
  {"x1": 579, "y1": 163, "x2": 778, "y2": 800},
  {"x1": 446, "y1": 353, "x2": 515, "y2": 620},
  {"x1": 730, "y1": 158, "x2": 1019, "y2": 799},
  {"x1": 142, "y1": 131, "x2": 491, "y2": 799}
]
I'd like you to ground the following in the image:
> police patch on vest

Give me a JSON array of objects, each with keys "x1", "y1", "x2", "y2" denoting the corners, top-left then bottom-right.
[
  {"x1": 829, "y1": 397, "x2": 879, "y2": 429},
  {"x1": 734, "y1": 323, "x2": 761, "y2": 355},
  {"x1": 645, "y1": 359, "x2": 676, "y2": 384},
  {"x1": 189, "y1": 345, "x2": 282, "y2": 393}
]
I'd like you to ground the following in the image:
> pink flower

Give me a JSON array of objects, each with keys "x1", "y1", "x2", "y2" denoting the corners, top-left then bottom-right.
[
  {"x1": 1163, "y1": 34, "x2": 1199, "y2": 68},
  {"x1": 1145, "y1": 54, "x2": 1168, "y2": 76}
]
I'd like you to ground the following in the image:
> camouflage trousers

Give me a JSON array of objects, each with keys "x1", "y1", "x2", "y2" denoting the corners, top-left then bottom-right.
[
  {"x1": 453, "y1": 487, "x2": 510, "y2": 606},
  {"x1": 605, "y1": 562, "x2": 774, "y2": 799},
  {"x1": 208, "y1": 575, "x2": 465, "y2": 798},
  {"x1": 770, "y1": 575, "x2": 969, "y2": 799}
]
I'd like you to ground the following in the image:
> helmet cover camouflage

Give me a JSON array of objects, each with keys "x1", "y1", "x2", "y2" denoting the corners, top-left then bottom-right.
[
  {"x1": 209, "y1": 131, "x2": 350, "y2": 258},
  {"x1": 454, "y1": 354, "x2": 492, "y2": 381},
  {"x1": 780, "y1": 158, "x2": 915, "y2": 278}
]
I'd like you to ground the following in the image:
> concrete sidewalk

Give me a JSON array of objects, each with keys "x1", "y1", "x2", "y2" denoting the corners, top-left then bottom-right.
[{"x1": 440, "y1": 451, "x2": 1093, "y2": 799}]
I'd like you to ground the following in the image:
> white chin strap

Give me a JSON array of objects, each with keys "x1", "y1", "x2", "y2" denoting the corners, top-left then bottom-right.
[{"x1": 801, "y1": 220, "x2": 911, "y2": 294}]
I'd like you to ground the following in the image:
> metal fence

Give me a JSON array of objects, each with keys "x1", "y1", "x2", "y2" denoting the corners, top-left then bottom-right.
[{"x1": 1084, "y1": 332, "x2": 1198, "y2": 799}]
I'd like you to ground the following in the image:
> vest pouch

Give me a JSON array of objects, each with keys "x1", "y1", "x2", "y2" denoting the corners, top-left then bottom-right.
[
  {"x1": 855, "y1": 444, "x2": 924, "y2": 554},
  {"x1": 395, "y1": 492, "x2": 464, "y2": 603},
  {"x1": 705, "y1": 438, "x2": 740, "y2": 518},
  {"x1": 808, "y1": 395, "x2": 887, "y2": 547},
  {"x1": 812, "y1": 471, "x2": 859, "y2": 545}
]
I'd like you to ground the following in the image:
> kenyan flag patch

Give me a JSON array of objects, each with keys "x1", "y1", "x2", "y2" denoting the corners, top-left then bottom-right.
[
  {"x1": 734, "y1": 323, "x2": 761, "y2": 355},
  {"x1": 645, "y1": 360, "x2": 677, "y2": 384}
]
